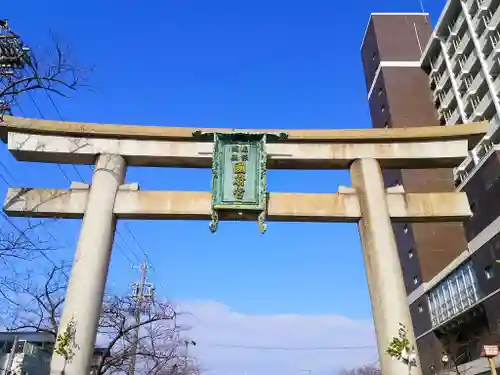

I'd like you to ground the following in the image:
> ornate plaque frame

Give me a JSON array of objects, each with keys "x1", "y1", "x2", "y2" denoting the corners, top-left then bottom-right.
[{"x1": 193, "y1": 130, "x2": 288, "y2": 233}]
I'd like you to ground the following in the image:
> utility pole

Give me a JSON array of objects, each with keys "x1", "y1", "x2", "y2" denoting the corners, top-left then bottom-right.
[
  {"x1": 0, "y1": 20, "x2": 31, "y2": 115},
  {"x1": 183, "y1": 339, "x2": 196, "y2": 375},
  {"x1": 128, "y1": 259, "x2": 155, "y2": 375}
]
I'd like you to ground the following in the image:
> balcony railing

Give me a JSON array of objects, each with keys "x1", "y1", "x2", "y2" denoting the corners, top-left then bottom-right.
[
  {"x1": 455, "y1": 32, "x2": 472, "y2": 57},
  {"x1": 494, "y1": 74, "x2": 500, "y2": 92},
  {"x1": 447, "y1": 107, "x2": 462, "y2": 125},
  {"x1": 463, "y1": 72, "x2": 485, "y2": 103},
  {"x1": 449, "y1": 15, "x2": 466, "y2": 41},
  {"x1": 489, "y1": 3, "x2": 500, "y2": 30},
  {"x1": 460, "y1": 51, "x2": 478, "y2": 77},
  {"x1": 473, "y1": 93, "x2": 493, "y2": 120},
  {"x1": 435, "y1": 70, "x2": 449, "y2": 93},
  {"x1": 440, "y1": 88, "x2": 456, "y2": 111}
]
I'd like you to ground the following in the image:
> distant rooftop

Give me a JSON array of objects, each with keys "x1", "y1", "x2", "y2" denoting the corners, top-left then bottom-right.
[
  {"x1": 0, "y1": 331, "x2": 55, "y2": 343},
  {"x1": 360, "y1": 12, "x2": 430, "y2": 51}
]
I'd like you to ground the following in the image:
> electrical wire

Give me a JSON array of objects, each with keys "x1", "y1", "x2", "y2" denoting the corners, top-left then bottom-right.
[
  {"x1": 9, "y1": 50, "x2": 169, "y2": 296},
  {"x1": 26, "y1": 88, "x2": 143, "y2": 268},
  {"x1": 202, "y1": 343, "x2": 376, "y2": 351}
]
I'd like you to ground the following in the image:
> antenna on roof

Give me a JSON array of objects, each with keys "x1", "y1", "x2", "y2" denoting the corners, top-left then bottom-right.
[
  {"x1": 419, "y1": 0, "x2": 425, "y2": 13},
  {"x1": 419, "y1": 0, "x2": 430, "y2": 24}
]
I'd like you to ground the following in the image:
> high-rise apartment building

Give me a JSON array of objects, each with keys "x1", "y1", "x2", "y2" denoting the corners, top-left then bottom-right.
[{"x1": 361, "y1": 3, "x2": 500, "y2": 374}]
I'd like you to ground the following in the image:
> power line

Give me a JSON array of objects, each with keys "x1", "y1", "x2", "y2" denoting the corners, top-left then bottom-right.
[
  {"x1": 0, "y1": 210, "x2": 66, "y2": 275},
  {"x1": 26, "y1": 88, "x2": 83, "y2": 183},
  {"x1": 202, "y1": 344, "x2": 376, "y2": 351},
  {"x1": 23, "y1": 83, "x2": 140, "y2": 268},
  {"x1": 3, "y1": 21, "x2": 150, "y2": 276},
  {"x1": 120, "y1": 223, "x2": 174, "y2": 301},
  {"x1": 34, "y1": 85, "x2": 147, "y2": 269}
]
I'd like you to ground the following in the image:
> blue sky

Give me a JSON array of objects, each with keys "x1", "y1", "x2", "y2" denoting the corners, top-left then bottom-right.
[{"x1": 2, "y1": 1, "x2": 447, "y2": 373}]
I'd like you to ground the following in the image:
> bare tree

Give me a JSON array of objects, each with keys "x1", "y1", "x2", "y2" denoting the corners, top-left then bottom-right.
[
  {"x1": 0, "y1": 20, "x2": 90, "y2": 117},
  {"x1": 0, "y1": 220, "x2": 52, "y2": 263},
  {"x1": 431, "y1": 319, "x2": 499, "y2": 375},
  {"x1": 338, "y1": 363, "x2": 381, "y2": 375},
  {"x1": 96, "y1": 295, "x2": 188, "y2": 375},
  {"x1": 436, "y1": 330, "x2": 479, "y2": 375},
  {"x1": 1, "y1": 263, "x2": 195, "y2": 375}
]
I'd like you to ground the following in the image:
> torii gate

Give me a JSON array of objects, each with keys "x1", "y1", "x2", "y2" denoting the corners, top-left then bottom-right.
[{"x1": 0, "y1": 115, "x2": 488, "y2": 375}]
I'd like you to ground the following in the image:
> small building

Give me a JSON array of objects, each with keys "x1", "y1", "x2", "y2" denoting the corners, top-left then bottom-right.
[{"x1": 0, "y1": 331, "x2": 105, "y2": 375}]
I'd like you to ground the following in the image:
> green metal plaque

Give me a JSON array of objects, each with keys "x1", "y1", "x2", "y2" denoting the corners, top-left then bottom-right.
[{"x1": 192, "y1": 130, "x2": 288, "y2": 233}]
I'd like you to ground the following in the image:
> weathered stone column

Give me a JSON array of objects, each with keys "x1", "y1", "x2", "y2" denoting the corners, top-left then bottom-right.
[
  {"x1": 350, "y1": 158, "x2": 422, "y2": 375},
  {"x1": 50, "y1": 154, "x2": 126, "y2": 375}
]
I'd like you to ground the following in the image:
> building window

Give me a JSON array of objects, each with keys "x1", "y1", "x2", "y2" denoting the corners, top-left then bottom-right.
[
  {"x1": 413, "y1": 276, "x2": 419, "y2": 285},
  {"x1": 428, "y1": 261, "x2": 481, "y2": 327},
  {"x1": 485, "y1": 265, "x2": 494, "y2": 280},
  {"x1": 404, "y1": 224, "x2": 409, "y2": 234},
  {"x1": 408, "y1": 248, "x2": 414, "y2": 259},
  {"x1": 418, "y1": 304, "x2": 424, "y2": 313}
]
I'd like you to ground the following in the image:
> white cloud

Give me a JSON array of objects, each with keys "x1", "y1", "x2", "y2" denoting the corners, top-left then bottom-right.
[{"x1": 176, "y1": 300, "x2": 378, "y2": 375}]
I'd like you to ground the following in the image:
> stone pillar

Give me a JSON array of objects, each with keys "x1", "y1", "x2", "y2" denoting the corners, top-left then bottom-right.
[
  {"x1": 350, "y1": 158, "x2": 422, "y2": 375},
  {"x1": 50, "y1": 154, "x2": 126, "y2": 375}
]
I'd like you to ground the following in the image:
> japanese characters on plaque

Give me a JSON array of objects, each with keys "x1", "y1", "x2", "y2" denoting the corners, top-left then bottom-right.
[{"x1": 231, "y1": 145, "x2": 249, "y2": 201}]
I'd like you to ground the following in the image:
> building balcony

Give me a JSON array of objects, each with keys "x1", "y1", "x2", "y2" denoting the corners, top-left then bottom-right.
[
  {"x1": 470, "y1": 71, "x2": 486, "y2": 93},
  {"x1": 449, "y1": 14, "x2": 466, "y2": 40},
  {"x1": 435, "y1": 52, "x2": 445, "y2": 71},
  {"x1": 430, "y1": 52, "x2": 446, "y2": 77},
  {"x1": 465, "y1": 0, "x2": 476, "y2": 12},
  {"x1": 463, "y1": 73, "x2": 485, "y2": 105},
  {"x1": 454, "y1": 156, "x2": 474, "y2": 187},
  {"x1": 459, "y1": 51, "x2": 478, "y2": 76},
  {"x1": 473, "y1": 0, "x2": 494, "y2": 30},
  {"x1": 478, "y1": 10, "x2": 500, "y2": 50},
  {"x1": 485, "y1": 43, "x2": 500, "y2": 71},
  {"x1": 488, "y1": 4, "x2": 500, "y2": 31},
  {"x1": 493, "y1": 74, "x2": 500, "y2": 92},
  {"x1": 455, "y1": 32, "x2": 472, "y2": 58},
  {"x1": 473, "y1": 93, "x2": 493, "y2": 120},
  {"x1": 440, "y1": 88, "x2": 456, "y2": 111},
  {"x1": 447, "y1": 107, "x2": 462, "y2": 125},
  {"x1": 478, "y1": 0, "x2": 494, "y2": 11},
  {"x1": 435, "y1": 70, "x2": 450, "y2": 93},
  {"x1": 472, "y1": 8, "x2": 486, "y2": 32},
  {"x1": 474, "y1": 137, "x2": 494, "y2": 161}
]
